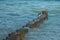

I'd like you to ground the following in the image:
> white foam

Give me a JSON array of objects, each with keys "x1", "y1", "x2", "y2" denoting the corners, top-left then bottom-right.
[{"x1": 24, "y1": 27, "x2": 30, "y2": 30}]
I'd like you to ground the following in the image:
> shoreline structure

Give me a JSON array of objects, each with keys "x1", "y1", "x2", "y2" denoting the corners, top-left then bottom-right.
[{"x1": 3, "y1": 10, "x2": 48, "y2": 40}]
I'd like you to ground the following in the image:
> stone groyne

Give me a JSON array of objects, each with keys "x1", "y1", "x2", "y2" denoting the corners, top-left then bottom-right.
[{"x1": 3, "y1": 10, "x2": 48, "y2": 40}]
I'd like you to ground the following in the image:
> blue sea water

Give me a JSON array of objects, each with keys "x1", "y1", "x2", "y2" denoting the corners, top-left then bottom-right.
[{"x1": 0, "y1": 0, "x2": 60, "y2": 40}]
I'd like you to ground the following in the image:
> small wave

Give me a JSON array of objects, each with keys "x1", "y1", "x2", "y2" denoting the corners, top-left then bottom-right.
[
  {"x1": 6, "y1": 3, "x2": 15, "y2": 6},
  {"x1": 7, "y1": 13, "x2": 20, "y2": 16},
  {"x1": 49, "y1": 14, "x2": 55, "y2": 16},
  {"x1": 19, "y1": 2, "x2": 28, "y2": 5}
]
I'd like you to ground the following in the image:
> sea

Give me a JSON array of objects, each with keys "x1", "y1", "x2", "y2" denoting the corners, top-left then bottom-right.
[{"x1": 0, "y1": 0, "x2": 60, "y2": 40}]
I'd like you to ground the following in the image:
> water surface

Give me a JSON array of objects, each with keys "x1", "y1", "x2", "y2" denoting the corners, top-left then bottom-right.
[{"x1": 0, "y1": 1, "x2": 60, "y2": 40}]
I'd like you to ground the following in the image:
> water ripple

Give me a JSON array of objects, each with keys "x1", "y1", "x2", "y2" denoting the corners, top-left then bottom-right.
[{"x1": 7, "y1": 13, "x2": 20, "y2": 16}]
